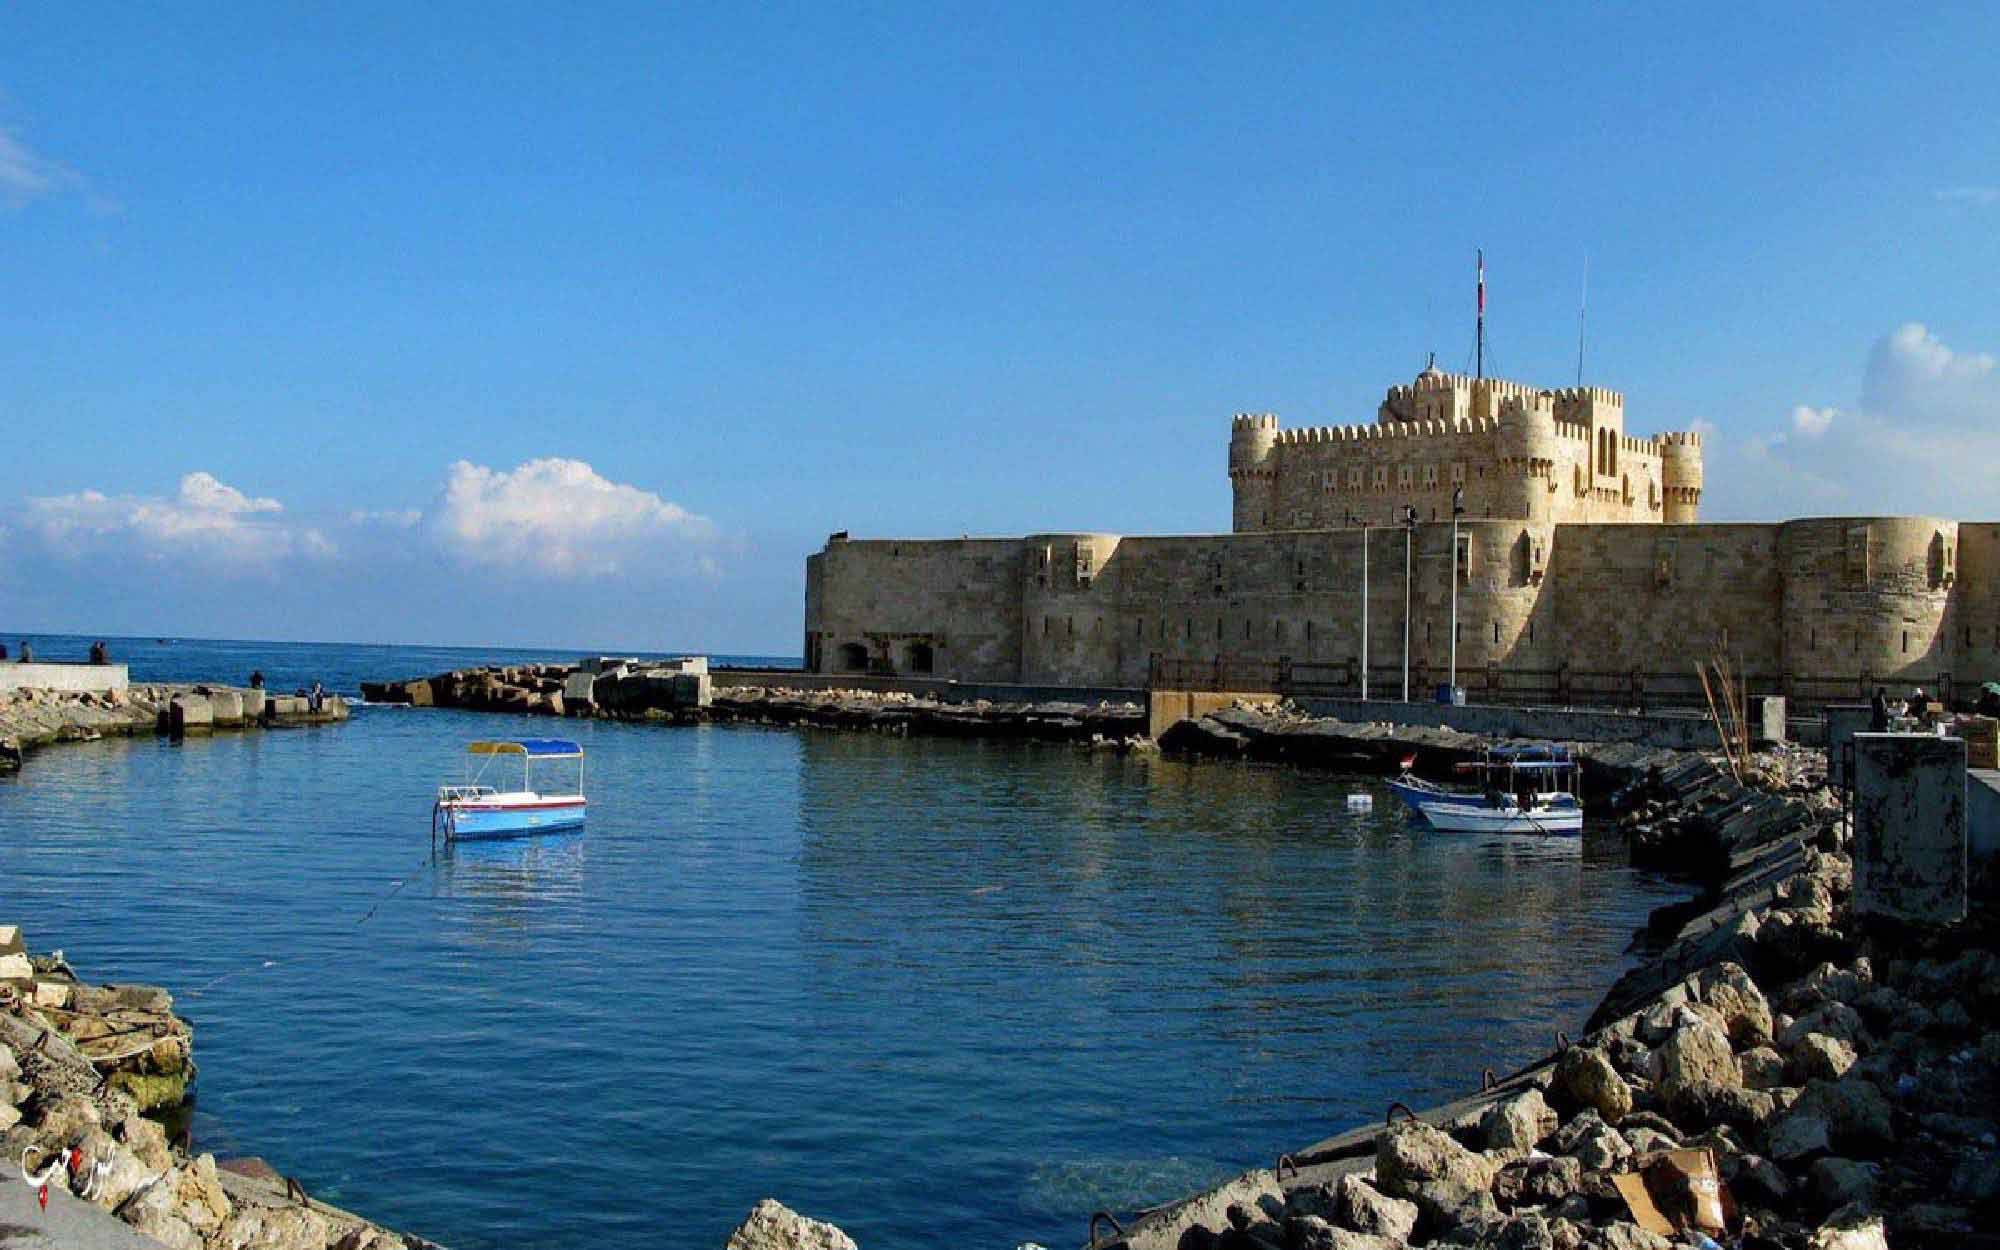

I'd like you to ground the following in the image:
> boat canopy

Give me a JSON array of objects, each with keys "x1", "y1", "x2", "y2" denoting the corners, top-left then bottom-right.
[
  {"x1": 1487, "y1": 744, "x2": 1571, "y2": 762},
  {"x1": 467, "y1": 739, "x2": 584, "y2": 758}
]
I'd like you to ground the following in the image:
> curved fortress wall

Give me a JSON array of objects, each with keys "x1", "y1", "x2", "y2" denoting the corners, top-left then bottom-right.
[
  {"x1": 803, "y1": 366, "x2": 1994, "y2": 704},
  {"x1": 806, "y1": 520, "x2": 1999, "y2": 704}
]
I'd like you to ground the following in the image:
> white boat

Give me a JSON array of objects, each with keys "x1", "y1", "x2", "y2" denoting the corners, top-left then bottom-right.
[
  {"x1": 1387, "y1": 744, "x2": 1583, "y2": 835},
  {"x1": 432, "y1": 739, "x2": 587, "y2": 841}
]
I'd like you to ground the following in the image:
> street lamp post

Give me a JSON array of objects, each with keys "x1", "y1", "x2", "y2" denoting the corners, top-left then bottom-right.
[
  {"x1": 1401, "y1": 505, "x2": 1417, "y2": 702},
  {"x1": 1347, "y1": 509, "x2": 1369, "y2": 700}
]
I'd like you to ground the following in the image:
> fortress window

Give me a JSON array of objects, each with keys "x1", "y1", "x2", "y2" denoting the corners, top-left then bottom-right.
[
  {"x1": 907, "y1": 642, "x2": 934, "y2": 674},
  {"x1": 1186, "y1": 618, "x2": 1193, "y2": 639},
  {"x1": 1811, "y1": 629, "x2": 1818, "y2": 651},
  {"x1": 1493, "y1": 621, "x2": 1500, "y2": 644},
  {"x1": 1243, "y1": 619, "x2": 1251, "y2": 640},
  {"x1": 1217, "y1": 618, "x2": 1224, "y2": 641},
  {"x1": 1136, "y1": 619, "x2": 1144, "y2": 639},
  {"x1": 1452, "y1": 463, "x2": 1466, "y2": 484},
  {"x1": 1902, "y1": 631, "x2": 1909, "y2": 654},
  {"x1": 1067, "y1": 617, "x2": 1074, "y2": 636},
  {"x1": 838, "y1": 643, "x2": 868, "y2": 672},
  {"x1": 1528, "y1": 622, "x2": 1534, "y2": 643},
  {"x1": 1306, "y1": 621, "x2": 1314, "y2": 641},
  {"x1": 1043, "y1": 616, "x2": 1051, "y2": 637},
  {"x1": 1349, "y1": 468, "x2": 1363, "y2": 489}
]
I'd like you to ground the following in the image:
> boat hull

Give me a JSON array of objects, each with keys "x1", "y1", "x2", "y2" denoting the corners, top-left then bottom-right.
[
  {"x1": 1387, "y1": 778, "x2": 1581, "y2": 835},
  {"x1": 438, "y1": 798, "x2": 587, "y2": 840}
]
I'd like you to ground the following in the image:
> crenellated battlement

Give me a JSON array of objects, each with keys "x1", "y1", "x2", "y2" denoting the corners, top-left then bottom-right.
[
  {"x1": 1231, "y1": 361, "x2": 1703, "y2": 531},
  {"x1": 1549, "y1": 385, "x2": 1625, "y2": 406},
  {"x1": 1273, "y1": 416, "x2": 1499, "y2": 445}
]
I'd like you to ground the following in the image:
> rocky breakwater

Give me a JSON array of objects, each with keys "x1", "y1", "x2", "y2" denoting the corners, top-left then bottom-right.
[
  {"x1": 1088, "y1": 758, "x2": 1994, "y2": 1250},
  {"x1": 1, "y1": 924, "x2": 422, "y2": 1250},
  {"x1": 708, "y1": 685, "x2": 1147, "y2": 745},
  {"x1": 1153, "y1": 699, "x2": 1706, "y2": 803},
  {"x1": 362, "y1": 663, "x2": 1149, "y2": 745},
  {"x1": 0, "y1": 682, "x2": 349, "y2": 772}
]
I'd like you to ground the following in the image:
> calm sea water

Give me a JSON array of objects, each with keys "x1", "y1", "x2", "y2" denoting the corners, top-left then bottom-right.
[{"x1": 0, "y1": 638, "x2": 1684, "y2": 1250}]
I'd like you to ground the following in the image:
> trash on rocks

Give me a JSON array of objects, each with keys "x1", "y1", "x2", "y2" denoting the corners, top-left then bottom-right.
[{"x1": 1609, "y1": 1148, "x2": 1731, "y2": 1238}]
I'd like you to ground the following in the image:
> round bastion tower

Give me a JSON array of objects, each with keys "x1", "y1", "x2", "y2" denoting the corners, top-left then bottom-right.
[
  {"x1": 1229, "y1": 413, "x2": 1279, "y2": 532},
  {"x1": 1660, "y1": 432, "x2": 1704, "y2": 523},
  {"x1": 1490, "y1": 394, "x2": 1560, "y2": 522}
]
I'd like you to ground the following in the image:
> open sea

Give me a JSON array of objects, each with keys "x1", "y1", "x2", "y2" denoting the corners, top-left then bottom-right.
[{"x1": 0, "y1": 635, "x2": 1686, "y2": 1249}]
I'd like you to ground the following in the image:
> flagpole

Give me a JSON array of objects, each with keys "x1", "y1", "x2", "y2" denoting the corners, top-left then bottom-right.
[{"x1": 1475, "y1": 249, "x2": 1485, "y2": 381}]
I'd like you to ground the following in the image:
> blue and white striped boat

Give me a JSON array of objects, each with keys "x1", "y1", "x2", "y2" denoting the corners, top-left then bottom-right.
[
  {"x1": 1387, "y1": 744, "x2": 1583, "y2": 835},
  {"x1": 433, "y1": 739, "x2": 587, "y2": 841}
]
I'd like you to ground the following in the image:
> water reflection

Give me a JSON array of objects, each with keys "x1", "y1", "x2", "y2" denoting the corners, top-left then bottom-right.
[{"x1": 433, "y1": 832, "x2": 587, "y2": 943}]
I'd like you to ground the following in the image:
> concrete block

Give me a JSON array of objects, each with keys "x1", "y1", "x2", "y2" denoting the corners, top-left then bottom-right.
[
  {"x1": 207, "y1": 690, "x2": 244, "y2": 726},
  {"x1": 0, "y1": 953, "x2": 31, "y2": 981},
  {"x1": 1853, "y1": 733, "x2": 1967, "y2": 926},
  {"x1": 1824, "y1": 705, "x2": 1872, "y2": 787},
  {"x1": 0, "y1": 925, "x2": 21, "y2": 955},
  {"x1": 1748, "y1": 695, "x2": 1787, "y2": 747},
  {"x1": 241, "y1": 689, "x2": 266, "y2": 719},
  {"x1": 31, "y1": 979, "x2": 69, "y2": 1009},
  {"x1": 169, "y1": 695, "x2": 213, "y2": 733},
  {"x1": 269, "y1": 696, "x2": 305, "y2": 718},
  {"x1": 1969, "y1": 770, "x2": 2000, "y2": 889},
  {"x1": 670, "y1": 672, "x2": 712, "y2": 708},
  {"x1": 563, "y1": 671, "x2": 598, "y2": 704}
]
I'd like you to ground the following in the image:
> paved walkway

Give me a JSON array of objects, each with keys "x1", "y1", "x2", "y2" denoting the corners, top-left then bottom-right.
[{"x1": 0, "y1": 1174, "x2": 165, "y2": 1249}]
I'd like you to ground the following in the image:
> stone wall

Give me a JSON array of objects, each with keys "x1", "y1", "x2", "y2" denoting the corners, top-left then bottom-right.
[
  {"x1": 0, "y1": 662, "x2": 129, "y2": 695},
  {"x1": 1231, "y1": 367, "x2": 1704, "y2": 533},
  {"x1": 805, "y1": 517, "x2": 2000, "y2": 708}
]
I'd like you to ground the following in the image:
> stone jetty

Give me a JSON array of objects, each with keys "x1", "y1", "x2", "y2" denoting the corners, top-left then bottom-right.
[
  {"x1": 0, "y1": 683, "x2": 349, "y2": 773},
  {"x1": 0, "y1": 925, "x2": 423, "y2": 1250},
  {"x1": 361, "y1": 661, "x2": 1148, "y2": 745},
  {"x1": 1086, "y1": 751, "x2": 1993, "y2": 1250}
]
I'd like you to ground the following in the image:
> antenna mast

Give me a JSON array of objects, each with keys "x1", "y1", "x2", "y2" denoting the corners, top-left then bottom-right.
[
  {"x1": 1475, "y1": 249, "x2": 1485, "y2": 380},
  {"x1": 1576, "y1": 253, "x2": 1589, "y2": 386}
]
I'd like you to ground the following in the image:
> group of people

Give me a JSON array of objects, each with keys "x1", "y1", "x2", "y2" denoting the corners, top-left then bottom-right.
[
  {"x1": 1869, "y1": 685, "x2": 1938, "y2": 731},
  {"x1": 0, "y1": 640, "x2": 112, "y2": 664}
]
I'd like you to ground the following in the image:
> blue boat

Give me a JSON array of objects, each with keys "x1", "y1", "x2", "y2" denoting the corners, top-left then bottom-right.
[
  {"x1": 432, "y1": 739, "x2": 587, "y2": 841},
  {"x1": 1387, "y1": 743, "x2": 1583, "y2": 835}
]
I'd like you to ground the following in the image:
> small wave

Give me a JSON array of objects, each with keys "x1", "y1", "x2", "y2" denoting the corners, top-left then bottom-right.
[{"x1": 1021, "y1": 1156, "x2": 1236, "y2": 1219}]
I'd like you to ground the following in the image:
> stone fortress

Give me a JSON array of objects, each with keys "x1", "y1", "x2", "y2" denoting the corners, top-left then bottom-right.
[{"x1": 804, "y1": 362, "x2": 1997, "y2": 709}]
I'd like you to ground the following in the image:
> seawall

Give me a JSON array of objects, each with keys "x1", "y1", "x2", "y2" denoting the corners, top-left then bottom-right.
[
  {"x1": 1086, "y1": 753, "x2": 1990, "y2": 1250},
  {"x1": 0, "y1": 683, "x2": 350, "y2": 773},
  {"x1": 1, "y1": 924, "x2": 430, "y2": 1250}
]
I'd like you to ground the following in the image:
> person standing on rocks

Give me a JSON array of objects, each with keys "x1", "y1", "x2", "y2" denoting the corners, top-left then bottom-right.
[
  {"x1": 249, "y1": 670, "x2": 264, "y2": 689},
  {"x1": 89, "y1": 640, "x2": 109, "y2": 665},
  {"x1": 17, "y1": 641, "x2": 32, "y2": 663}
]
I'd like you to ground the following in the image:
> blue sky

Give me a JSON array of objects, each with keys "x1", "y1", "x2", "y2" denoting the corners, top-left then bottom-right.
[{"x1": 3, "y1": 3, "x2": 1997, "y2": 654}]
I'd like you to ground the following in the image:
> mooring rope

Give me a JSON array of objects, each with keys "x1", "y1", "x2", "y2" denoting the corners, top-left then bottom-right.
[{"x1": 187, "y1": 848, "x2": 439, "y2": 998}]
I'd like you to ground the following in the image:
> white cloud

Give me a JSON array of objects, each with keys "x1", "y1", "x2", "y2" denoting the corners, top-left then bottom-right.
[
  {"x1": 1706, "y1": 323, "x2": 2000, "y2": 519},
  {"x1": 349, "y1": 507, "x2": 422, "y2": 528},
  {"x1": 1935, "y1": 187, "x2": 2000, "y2": 207},
  {"x1": 429, "y1": 458, "x2": 716, "y2": 577},
  {"x1": 0, "y1": 123, "x2": 78, "y2": 205},
  {"x1": 26, "y1": 471, "x2": 329, "y2": 568}
]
